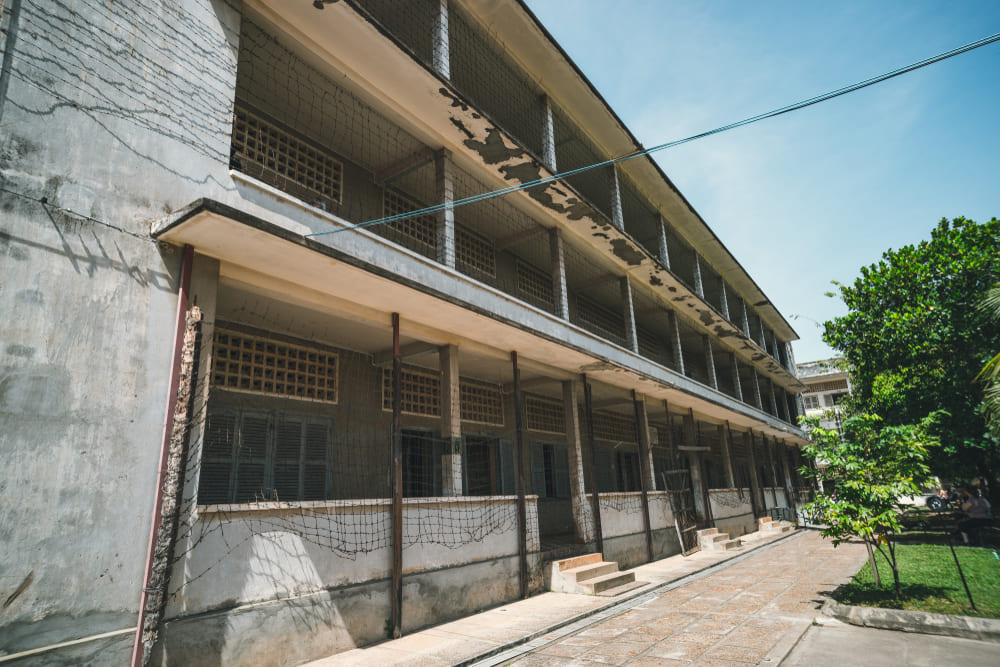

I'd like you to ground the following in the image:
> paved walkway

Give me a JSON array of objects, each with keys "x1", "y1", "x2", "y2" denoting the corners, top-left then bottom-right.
[{"x1": 302, "y1": 529, "x2": 1000, "y2": 666}]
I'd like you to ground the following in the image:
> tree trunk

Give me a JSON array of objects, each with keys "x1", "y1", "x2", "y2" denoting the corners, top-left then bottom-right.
[{"x1": 865, "y1": 540, "x2": 881, "y2": 587}]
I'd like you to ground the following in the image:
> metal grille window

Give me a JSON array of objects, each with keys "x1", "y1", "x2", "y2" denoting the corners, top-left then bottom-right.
[
  {"x1": 803, "y1": 395, "x2": 820, "y2": 410},
  {"x1": 381, "y1": 189, "x2": 437, "y2": 254},
  {"x1": 592, "y1": 411, "x2": 636, "y2": 443},
  {"x1": 460, "y1": 379, "x2": 504, "y2": 425},
  {"x1": 516, "y1": 261, "x2": 554, "y2": 309},
  {"x1": 456, "y1": 226, "x2": 496, "y2": 278},
  {"x1": 198, "y1": 407, "x2": 333, "y2": 505},
  {"x1": 231, "y1": 104, "x2": 343, "y2": 205},
  {"x1": 525, "y1": 394, "x2": 565, "y2": 433},
  {"x1": 382, "y1": 366, "x2": 440, "y2": 417},
  {"x1": 212, "y1": 328, "x2": 338, "y2": 403},
  {"x1": 576, "y1": 295, "x2": 625, "y2": 346},
  {"x1": 808, "y1": 379, "x2": 849, "y2": 393}
]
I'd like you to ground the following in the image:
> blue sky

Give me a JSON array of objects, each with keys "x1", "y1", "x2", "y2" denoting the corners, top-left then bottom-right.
[{"x1": 525, "y1": 0, "x2": 1000, "y2": 363}]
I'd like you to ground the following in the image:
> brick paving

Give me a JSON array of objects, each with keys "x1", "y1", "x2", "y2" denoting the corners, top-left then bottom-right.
[{"x1": 506, "y1": 531, "x2": 867, "y2": 666}]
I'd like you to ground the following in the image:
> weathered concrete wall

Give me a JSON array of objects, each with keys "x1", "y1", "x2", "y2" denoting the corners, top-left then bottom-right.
[
  {"x1": 709, "y1": 489, "x2": 756, "y2": 537},
  {"x1": 0, "y1": 0, "x2": 240, "y2": 661}
]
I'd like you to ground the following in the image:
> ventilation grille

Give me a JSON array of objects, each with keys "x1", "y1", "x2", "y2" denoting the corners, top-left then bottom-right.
[
  {"x1": 460, "y1": 379, "x2": 504, "y2": 425},
  {"x1": 231, "y1": 104, "x2": 343, "y2": 205},
  {"x1": 525, "y1": 394, "x2": 565, "y2": 433},
  {"x1": 382, "y1": 366, "x2": 440, "y2": 416},
  {"x1": 381, "y1": 189, "x2": 437, "y2": 254},
  {"x1": 212, "y1": 328, "x2": 338, "y2": 403},
  {"x1": 592, "y1": 410, "x2": 636, "y2": 443},
  {"x1": 456, "y1": 226, "x2": 496, "y2": 278},
  {"x1": 576, "y1": 295, "x2": 625, "y2": 346},
  {"x1": 516, "y1": 261, "x2": 554, "y2": 309}
]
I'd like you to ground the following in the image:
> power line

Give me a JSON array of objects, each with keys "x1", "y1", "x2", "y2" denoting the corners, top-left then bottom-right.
[{"x1": 307, "y1": 31, "x2": 1000, "y2": 238}]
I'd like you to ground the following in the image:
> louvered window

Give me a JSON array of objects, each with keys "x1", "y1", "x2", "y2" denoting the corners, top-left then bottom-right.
[{"x1": 197, "y1": 407, "x2": 333, "y2": 505}]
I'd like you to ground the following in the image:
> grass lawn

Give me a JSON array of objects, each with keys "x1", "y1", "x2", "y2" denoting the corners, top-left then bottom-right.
[{"x1": 836, "y1": 542, "x2": 1000, "y2": 619}]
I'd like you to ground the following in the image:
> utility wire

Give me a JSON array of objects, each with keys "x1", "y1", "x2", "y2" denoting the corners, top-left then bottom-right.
[{"x1": 307, "y1": 31, "x2": 1000, "y2": 238}]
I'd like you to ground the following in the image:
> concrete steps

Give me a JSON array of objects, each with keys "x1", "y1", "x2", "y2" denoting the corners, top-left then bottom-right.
[
  {"x1": 758, "y1": 517, "x2": 795, "y2": 534},
  {"x1": 697, "y1": 527, "x2": 741, "y2": 551},
  {"x1": 549, "y1": 553, "x2": 644, "y2": 596}
]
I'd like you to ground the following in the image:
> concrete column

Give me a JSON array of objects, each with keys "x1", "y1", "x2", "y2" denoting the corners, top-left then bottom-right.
[
  {"x1": 758, "y1": 316, "x2": 767, "y2": 350},
  {"x1": 657, "y1": 215, "x2": 671, "y2": 270},
  {"x1": 439, "y1": 344, "x2": 463, "y2": 495},
  {"x1": 719, "y1": 424, "x2": 735, "y2": 488},
  {"x1": 608, "y1": 166, "x2": 624, "y2": 231},
  {"x1": 730, "y1": 353, "x2": 743, "y2": 402},
  {"x1": 739, "y1": 299, "x2": 751, "y2": 337},
  {"x1": 432, "y1": 0, "x2": 450, "y2": 78},
  {"x1": 683, "y1": 410, "x2": 706, "y2": 519},
  {"x1": 635, "y1": 395, "x2": 656, "y2": 492},
  {"x1": 435, "y1": 150, "x2": 455, "y2": 269},
  {"x1": 795, "y1": 393, "x2": 806, "y2": 420},
  {"x1": 693, "y1": 254, "x2": 705, "y2": 299},
  {"x1": 541, "y1": 95, "x2": 557, "y2": 172},
  {"x1": 769, "y1": 380, "x2": 780, "y2": 419},
  {"x1": 621, "y1": 277, "x2": 639, "y2": 353},
  {"x1": 703, "y1": 335, "x2": 718, "y2": 390},
  {"x1": 668, "y1": 311, "x2": 685, "y2": 375},
  {"x1": 745, "y1": 431, "x2": 764, "y2": 516},
  {"x1": 563, "y1": 380, "x2": 593, "y2": 542},
  {"x1": 750, "y1": 367, "x2": 763, "y2": 409},
  {"x1": 719, "y1": 280, "x2": 731, "y2": 321},
  {"x1": 549, "y1": 228, "x2": 570, "y2": 320}
]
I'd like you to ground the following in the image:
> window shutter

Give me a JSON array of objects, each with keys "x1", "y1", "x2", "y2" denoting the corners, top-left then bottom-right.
[
  {"x1": 199, "y1": 410, "x2": 237, "y2": 504},
  {"x1": 432, "y1": 437, "x2": 444, "y2": 496},
  {"x1": 234, "y1": 414, "x2": 269, "y2": 502},
  {"x1": 553, "y1": 444, "x2": 570, "y2": 499},
  {"x1": 274, "y1": 417, "x2": 303, "y2": 501},
  {"x1": 302, "y1": 421, "x2": 330, "y2": 500},
  {"x1": 530, "y1": 443, "x2": 546, "y2": 498},
  {"x1": 595, "y1": 447, "x2": 613, "y2": 493},
  {"x1": 498, "y1": 439, "x2": 515, "y2": 494}
]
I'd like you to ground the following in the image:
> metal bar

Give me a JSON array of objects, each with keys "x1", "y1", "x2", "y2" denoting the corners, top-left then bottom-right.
[
  {"x1": 511, "y1": 351, "x2": 529, "y2": 599},
  {"x1": 948, "y1": 540, "x2": 978, "y2": 611},
  {"x1": 391, "y1": 313, "x2": 403, "y2": 637},
  {"x1": 631, "y1": 391, "x2": 654, "y2": 562},
  {"x1": 583, "y1": 374, "x2": 604, "y2": 555}
]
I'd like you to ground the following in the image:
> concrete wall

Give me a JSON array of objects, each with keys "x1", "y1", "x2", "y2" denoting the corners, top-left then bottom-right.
[
  {"x1": 708, "y1": 489, "x2": 756, "y2": 537},
  {"x1": 0, "y1": 1, "x2": 240, "y2": 662},
  {"x1": 597, "y1": 491, "x2": 679, "y2": 568}
]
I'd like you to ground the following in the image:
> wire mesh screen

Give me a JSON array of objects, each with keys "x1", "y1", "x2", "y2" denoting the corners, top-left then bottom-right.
[
  {"x1": 619, "y1": 175, "x2": 661, "y2": 255},
  {"x1": 575, "y1": 294, "x2": 627, "y2": 347},
  {"x1": 449, "y1": 3, "x2": 546, "y2": 159},
  {"x1": 353, "y1": 0, "x2": 440, "y2": 66},
  {"x1": 551, "y1": 105, "x2": 613, "y2": 221}
]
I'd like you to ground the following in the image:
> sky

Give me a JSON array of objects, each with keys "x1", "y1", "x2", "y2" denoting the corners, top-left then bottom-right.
[{"x1": 524, "y1": 0, "x2": 1000, "y2": 363}]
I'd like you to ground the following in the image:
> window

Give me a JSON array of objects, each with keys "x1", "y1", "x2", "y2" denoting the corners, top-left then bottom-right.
[
  {"x1": 516, "y1": 261, "x2": 555, "y2": 310},
  {"x1": 525, "y1": 394, "x2": 565, "y2": 434},
  {"x1": 402, "y1": 429, "x2": 443, "y2": 497},
  {"x1": 530, "y1": 443, "x2": 569, "y2": 498},
  {"x1": 616, "y1": 450, "x2": 641, "y2": 492},
  {"x1": 463, "y1": 436, "x2": 516, "y2": 495},
  {"x1": 198, "y1": 407, "x2": 332, "y2": 505},
  {"x1": 803, "y1": 395, "x2": 820, "y2": 410}
]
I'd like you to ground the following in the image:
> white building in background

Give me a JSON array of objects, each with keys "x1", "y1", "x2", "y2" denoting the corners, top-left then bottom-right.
[{"x1": 796, "y1": 358, "x2": 851, "y2": 432}]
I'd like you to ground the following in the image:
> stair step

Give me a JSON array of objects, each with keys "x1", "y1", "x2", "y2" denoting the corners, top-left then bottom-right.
[
  {"x1": 595, "y1": 579, "x2": 648, "y2": 597},
  {"x1": 717, "y1": 538, "x2": 742, "y2": 550},
  {"x1": 696, "y1": 528, "x2": 719, "y2": 539},
  {"x1": 555, "y1": 553, "x2": 602, "y2": 572},
  {"x1": 702, "y1": 533, "x2": 731, "y2": 544},
  {"x1": 585, "y1": 571, "x2": 636, "y2": 594},
  {"x1": 563, "y1": 561, "x2": 619, "y2": 582}
]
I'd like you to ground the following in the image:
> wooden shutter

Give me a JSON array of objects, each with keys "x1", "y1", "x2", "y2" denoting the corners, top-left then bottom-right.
[
  {"x1": 199, "y1": 409, "x2": 237, "y2": 504},
  {"x1": 234, "y1": 413, "x2": 269, "y2": 502}
]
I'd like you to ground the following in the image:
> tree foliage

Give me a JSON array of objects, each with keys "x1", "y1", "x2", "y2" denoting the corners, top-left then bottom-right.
[
  {"x1": 799, "y1": 412, "x2": 940, "y2": 598},
  {"x1": 823, "y1": 217, "x2": 1000, "y2": 486},
  {"x1": 976, "y1": 284, "x2": 1000, "y2": 425}
]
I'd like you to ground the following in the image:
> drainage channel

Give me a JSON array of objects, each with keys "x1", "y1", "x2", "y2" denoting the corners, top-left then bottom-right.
[{"x1": 461, "y1": 530, "x2": 804, "y2": 667}]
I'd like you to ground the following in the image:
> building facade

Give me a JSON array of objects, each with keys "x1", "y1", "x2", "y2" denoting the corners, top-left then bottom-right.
[
  {"x1": 0, "y1": 1, "x2": 810, "y2": 665},
  {"x1": 796, "y1": 358, "x2": 851, "y2": 433}
]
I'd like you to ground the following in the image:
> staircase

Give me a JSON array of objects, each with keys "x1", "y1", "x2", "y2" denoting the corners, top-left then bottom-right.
[
  {"x1": 549, "y1": 553, "x2": 646, "y2": 597},
  {"x1": 696, "y1": 527, "x2": 741, "y2": 551}
]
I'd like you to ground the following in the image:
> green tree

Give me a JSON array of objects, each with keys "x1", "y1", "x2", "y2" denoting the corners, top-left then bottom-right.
[
  {"x1": 976, "y1": 285, "x2": 1000, "y2": 425},
  {"x1": 824, "y1": 217, "x2": 1000, "y2": 498},
  {"x1": 799, "y1": 412, "x2": 939, "y2": 599}
]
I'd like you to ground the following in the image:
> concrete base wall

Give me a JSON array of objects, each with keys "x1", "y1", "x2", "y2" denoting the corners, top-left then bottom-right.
[
  {"x1": 601, "y1": 528, "x2": 681, "y2": 571},
  {"x1": 152, "y1": 553, "x2": 531, "y2": 666},
  {"x1": 709, "y1": 489, "x2": 756, "y2": 537}
]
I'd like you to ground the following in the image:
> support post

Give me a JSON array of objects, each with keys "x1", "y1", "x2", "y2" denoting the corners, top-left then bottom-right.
[
  {"x1": 668, "y1": 311, "x2": 685, "y2": 376},
  {"x1": 582, "y1": 374, "x2": 604, "y2": 555},
  {"x1": 719, "y1": 423, "x2": 736, "y2": 489},
  {"x1": 541, "y1": 94, "x2": 557, "y2": 172},
  {"x1": 511, "y1": 351, "x2": 529, "y2": 599},
  {"x1": 563, "y1": 380, "x2": 593, "y2": 542},
  {"x1": 439, "y1": 344, "x2": 462, "y2": 495},
  {"x1": 764, "y1": 435, "x2": 780, "y2": 507},
  {"x1": 435, "y1": 149, "x2": 455, "y2": 269},
  {"x1": 390, "y1": 313, "x2": 403, "y2": 638},
  {"x1": 693, "y1": 254, "x2": 705, "y2": 298},
  {"x1": 621, "y1": 277, "x2": 639, "y2": 354},
  {"x1": 719, "y1": 280, "x2": 731, "y2": 321},
  {"x1": 739, "y1": 298, "x2": 751, "y2": 338},
  {"x1": 746, "y1": 430, "x2": 764, "y2": 517},
  {"x1": 657, "y1": 215, "x2": 672, "y2": 270},
  {"x1": 750, "y1": 367, "x2": 763, "y2": 409},
  {"x1": 608, "y1": 166, "x2": 624, "y2": 231},
  {"x1": 550, "y1": 228, "x2": 570, "y2": 320},
  {"x1": 703, "y1": 335, "x2": 718, "y2": 389},
  {"x1": 632, "y1": 391, "x2": 654, "y2": 562},
  {"x1": 432, "y1": 0, "x2": 450, "y2": 78},
  {"x1": 730, "y1": 354, "x2": 743, "y2": 402}
]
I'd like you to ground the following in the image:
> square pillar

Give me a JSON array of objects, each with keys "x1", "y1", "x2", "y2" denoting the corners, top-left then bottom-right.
[
  {"x1": 549, "y1": 228, "x2": 570, "y2": 320},
  {"x1": 719, "y1": 424, "x2": 736, "y2": 489},
  {"x1": 432, "y1": 0, "x2": 450, "y2": 78},
  {"x1": 745, "y1": 431, "x2": 765, "y2": 516},
  {"x1": 730, "y1": 353, "x2": 743, "y2": 402},
  {"x1": 435, "y1": 150, "x2": 455, "y2": 269},
  {"x1": 621, "y1": 277, "x2": 639, "y2": 354},
  {"x1": 657, "y1": 215, "x2": 672, "y2": 270},
  {"x1": 563, "y1": 380, "x2": 594, "y2": 542},
  {"x1": 541, "y1": 95, "x2": 557, "y2": 172},
  {"x1": 750, "y1": 367, "x2": 763, "y2": 410},
  {"x1": 608, "y1": 166, "x2": 624, "y2": 231},
  {"x1": 719, "y1": 281, "x2": 731, "y2": 321},
  {"x1": 739, "y1": 299, "x2": 751, "y2": 338},
  {"x1": 439, "y1": 344, "x2": 463, "y2": 495},
  {"x1": 635, "y1": 394, "x2": 656, "y2": 492},
  {"x1": 668, "y1": 311, "x2": 685, "y2": 376},
  {"x1": 703, "y1": 335, "x2": 718, "y2": 390},
  {"x1": 693, "y1": 254, "x2": 705, "y2": 298}
]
